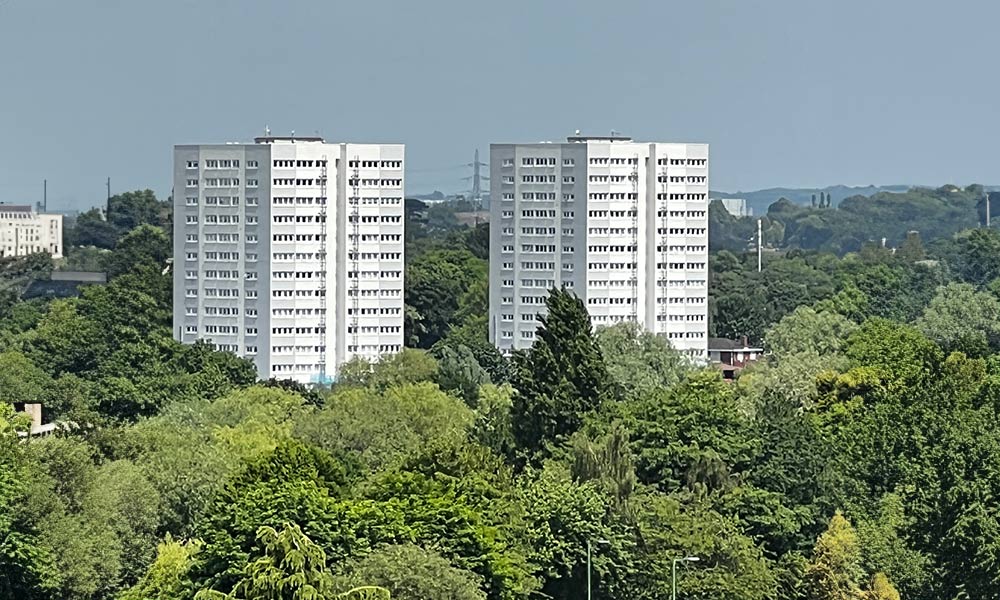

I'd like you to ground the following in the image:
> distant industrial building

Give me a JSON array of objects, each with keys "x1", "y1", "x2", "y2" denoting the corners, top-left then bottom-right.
[
  {"x1": 23, "y1": 271, "x2": 107, "y2": 300},
  {"x1": 0, "y1": 204, "x2": 63, "y2": 258},
  {"x1": 717, "y1": 198, "x2": 752, "y2": 217},
  {"x1": 173, "y1": 135, "x2": 405, "y2": 384},
  {"x1": 489, "y1": 133, "x2": 709, "y2": 359}
]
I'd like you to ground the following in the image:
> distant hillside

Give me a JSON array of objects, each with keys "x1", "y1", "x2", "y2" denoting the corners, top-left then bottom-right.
[{"x1": 712, "y1": 185, "x2": 911, "y2": 215}]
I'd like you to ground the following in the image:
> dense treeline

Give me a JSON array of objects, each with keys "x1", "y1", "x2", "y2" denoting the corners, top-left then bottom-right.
[
  {"x1": 709, "y1": 223, "x2": 1000, "y2": 345},
  {"x1": 710, "y1": 183, "x2": 987, "y2": 254},
  {"x1": 4, "y1": 190, "x2": 1000, "y2": 599}
]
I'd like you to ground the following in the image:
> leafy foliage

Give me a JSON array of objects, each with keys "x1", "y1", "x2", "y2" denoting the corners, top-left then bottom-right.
[{"x1": 8, "y1": 187, "x2": 1000, "y2": 600}]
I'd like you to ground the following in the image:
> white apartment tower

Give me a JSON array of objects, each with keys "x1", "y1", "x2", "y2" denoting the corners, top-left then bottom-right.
[
  {"x1": 489, "y1": 134, "x2": 709, "y2": 359},
  {"x1": 173, "y1": 136, "x2": 405, "y2": 384}
]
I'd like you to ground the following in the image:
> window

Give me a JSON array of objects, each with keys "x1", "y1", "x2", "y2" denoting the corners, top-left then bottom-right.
[
  {"x1": 247, "y1": 160, "x2": 258, "y2": 168},
  {"x1": 186, "y1": 179, "x2": 198, "y2": 187},
  {"x1": 563, "y1": 158, "x2": 575, "y2": 166},
  {"x1": 247, "y1": 179, "x2": 258, "y2": 187},
  {"x1": 186, "y1": 160, "x2": 198, "y2": 169},
  {"x1": 185, "y1": 197, "x2": 198, "y2": 206}
]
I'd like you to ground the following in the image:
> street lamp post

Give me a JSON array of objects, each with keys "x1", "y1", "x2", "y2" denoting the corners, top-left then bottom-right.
[
  {"x1": 587, "y1": 539, "x2": 610, "y2": 600},
  {"x1": 671, "y1": 556, "x2": 700, "y2": 600}
]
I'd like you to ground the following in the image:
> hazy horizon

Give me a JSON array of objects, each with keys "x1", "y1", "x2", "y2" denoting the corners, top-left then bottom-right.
[{"x1": 2, "y1": 0, "x2": 998, "y2": 211}]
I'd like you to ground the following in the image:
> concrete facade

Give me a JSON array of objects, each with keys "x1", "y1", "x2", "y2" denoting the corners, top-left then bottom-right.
[
  {"x1": 173, "y1": 137, "x2": 404, "y2": 384},
  {"x1": 0, "y1": 205, "x2": 63, "y2": 258},
  {"x1": 489, "y1": 136, "x2": 709, "y2": 359}
]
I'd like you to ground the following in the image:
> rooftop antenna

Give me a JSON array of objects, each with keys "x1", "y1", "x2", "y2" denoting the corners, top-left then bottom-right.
[
  {"x1": 575, "y1": 129, "x2": 581, "y2": 136},
  {"x1": 265, "y1": 125, "x2": 271, "y2": 137}
]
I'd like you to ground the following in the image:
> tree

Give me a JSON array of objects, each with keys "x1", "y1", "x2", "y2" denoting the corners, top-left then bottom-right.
[
  {"x1": 896, "y1": 231, "x2": 925, "y2": 262},
  {"x1": 570, "y1": 422, "x2": 637, "y2": 518},
  {"x1": 433, "y1": 344, "x2": 490, "y2": 406},
  {"x1": 510, "y1": 289, "x2": 609, "y2": 461},
  {"x1": 129, "y1": 386, "x2": 307, "y2": 536},
  {"x1": 470, "y1": 384, "x2": 516, "y2": 458},
  {"x1": 196, "y1": 524, "x2": 338, "y2": 600},
  {"x1": 107, "y1": 189, "x2": 166, "y2": 233},
  {"x1": 803, "y1": 512, "x2": 865, "y2": 600},
  {"x1": 69, "y1": 208, "x2": 118, "y2": 249},
  {"x1": 953, "y1": 227, "x2": 1000, "y2": 286},
  {"x1": 120, "y1": 536, "x2": 200, "y2": 600},
  {"x1": 864, "y1": 573, "x2": 900, "y2": 600},
  {"x1": 626, "y1": 371, "x2": 757, "y2": 493},
  {"x1": 297, "y1": 382, "x2": 473, "y2": 473},
  {"x1": 765, "y1": 307, "x2": 858, "y2": 360},
  {"x1": 0, "y1": 404, "x2": 60, "y2": 600},
  {"x1": 845, "y1": 319, "x2": 942, "y2": 393},
  {"x1": 0, "y1": 351, "x2": 52, "y2": 405},
  {"x1": 338, "y1": 349, "x2": 439, "y2": 392},
  {"x1": 194, "y1": 440, "x2": 353, "y2": 594},
  {"x1": 105, "y1": 224, "x2": 171, "y2": 278},
  {"x1": 435, "y1": 316, "x2": 509, "y2": 384},
  {"x1": 633, "y1": 493, "x2": 777, "y2": 600},
  {"x1": 915, "y1": 282, "x2": 1000, "y2": 356},
  {"x1": 854, "y1": 494, "x2": 929, "y2": 598},
  {"x1": 405, "y1": 249, "x2": 487, "y2": 348},
  {"x1": 514, "y1": 466, "x2": 633, "y2": 600},
  {"x1": 595, "y1": 321, "x2": 689, "y2": 402},
  {"x1": 336, "y1": 544, "x2": 485, "y2": 600}
]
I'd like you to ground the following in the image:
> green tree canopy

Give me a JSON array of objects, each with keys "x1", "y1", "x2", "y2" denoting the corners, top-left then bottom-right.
[{"x1": 510, "y1": 289, "x2": 609, "y2": 461}]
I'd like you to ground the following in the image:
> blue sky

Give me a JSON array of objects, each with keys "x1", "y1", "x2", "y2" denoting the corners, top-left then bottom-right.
[{"x1": 1, "y1": 0, "x2": 997, "y2": 210}]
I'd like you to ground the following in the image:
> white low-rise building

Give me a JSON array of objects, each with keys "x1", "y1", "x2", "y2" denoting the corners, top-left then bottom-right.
[{"x1": 0, "y1": 205, "x2": 63, "y2": 258}]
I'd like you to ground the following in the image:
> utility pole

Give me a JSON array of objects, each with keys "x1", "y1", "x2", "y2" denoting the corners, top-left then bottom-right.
[
  {"x1": 757, "y1": 218, "x2": 763, "y2": 272},
  {"x1": 464, "y1": 150, "x2": 489, "y2": 225},
  {"x1": 987, "y1": 191, "x2": 991, "y2": 228},
  {"x1": 43, "y1": 179, "x2": 47, "y2": 212},
  {"x1": 106, "y1": 177, "x2": 111, "y2": 219},
  {"x1": 471, "y1": 149, "x2": 485, "y2": 225}
]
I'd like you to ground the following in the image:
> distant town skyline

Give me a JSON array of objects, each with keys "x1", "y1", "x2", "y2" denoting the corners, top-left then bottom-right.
[{"x1": 2, "y1": 0, "x2": 999, "y2": 210}]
